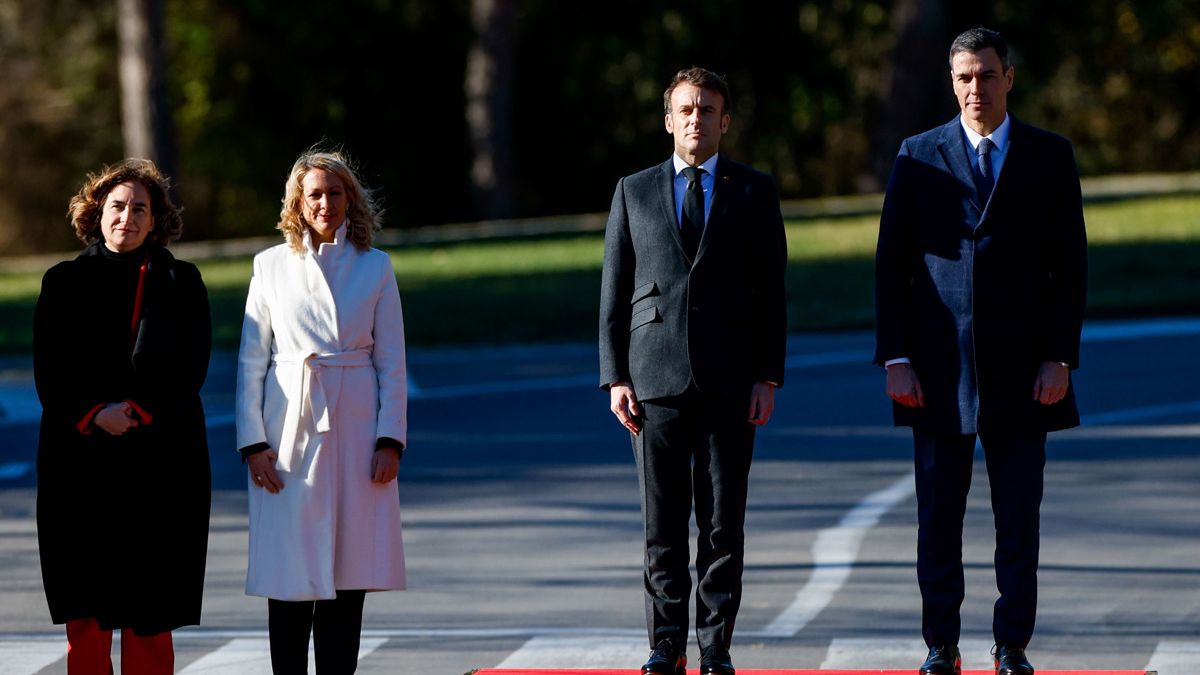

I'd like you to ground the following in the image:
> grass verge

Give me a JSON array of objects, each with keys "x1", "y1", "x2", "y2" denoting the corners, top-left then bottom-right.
[{"x1": 1, "y1": 194, "x2": 1197, "y2": 353}]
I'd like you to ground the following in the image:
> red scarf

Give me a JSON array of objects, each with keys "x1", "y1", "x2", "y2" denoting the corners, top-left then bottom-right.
[{"x1": 131, "y1": 252, "x2": 149, "y2": 338}]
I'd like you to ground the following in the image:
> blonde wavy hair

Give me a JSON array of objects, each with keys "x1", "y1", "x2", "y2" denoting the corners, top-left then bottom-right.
[
  {"x1": 67, "y1": 158, "x2": 183, "y2": 247},
  {"x1": 277, "y1": 149, "x2": 382, "y2": 253}
]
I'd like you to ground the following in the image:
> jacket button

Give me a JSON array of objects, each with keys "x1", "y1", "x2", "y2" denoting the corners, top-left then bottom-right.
[{"x1": 690, "y1": 306, "x2": 700, "y2": 311}]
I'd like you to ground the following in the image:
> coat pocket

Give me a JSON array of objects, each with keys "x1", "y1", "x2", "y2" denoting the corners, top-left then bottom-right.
[
  {"x1": 630, "y1": 281, "x2": 658, "y2": 304},
  {"x1": 630, "y1": 305, "x2": 660, "y2": 331}
]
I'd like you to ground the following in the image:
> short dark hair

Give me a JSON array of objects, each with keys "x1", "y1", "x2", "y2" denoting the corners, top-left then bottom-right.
[
  {"x1": 949, "y1": 27, "x2": 1011, "y2": 71},
  {"x1": 663, "y1": 67, "x2": 731, "y2": 115}
]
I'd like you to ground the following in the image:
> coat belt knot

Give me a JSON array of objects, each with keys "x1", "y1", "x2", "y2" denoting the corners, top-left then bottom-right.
[{"x1": 271, "y1": 349, "x2": 373, "y2": 471}]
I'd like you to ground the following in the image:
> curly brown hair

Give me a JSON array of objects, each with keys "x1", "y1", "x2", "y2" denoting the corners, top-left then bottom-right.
[
  {"x1": 67, "y1": 158, "x2": 183, "y2": 247},
  {"x1": 277, "y1": 148, "x2": 382, "y2": 254}
]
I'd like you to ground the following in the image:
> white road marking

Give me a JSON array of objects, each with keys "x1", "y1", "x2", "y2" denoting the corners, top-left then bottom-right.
[
  {"x1": 177, "y1": 636, "x2": 385, "y2": 674},
  {"x1": 176, "y1": 638, "x2": 272, "y2": 674},
  {"x1": 820, "y1": 637, "x2": 995, "y2": 670},
  {"x1": 760, "y1": 472, "x2": 915, "y2": 637},
  {"x1": 1081, "y1": 317, "x2": 1200, "y2": 342},
  {"x1": 2, "y1": 317, "x2": 1198, "y2": 425},
  {"x1": 205, "y1": 375, "x2": 422, "y2": 425},
  {"x1": 784, "y1": 350, "x2": 873, "y2": 369},
  {"x1": 0, "y1": 462, "x2": 33, "y2": 480},
  {"x1": 405, "y1": 372, "x2": 423, "y2": 397},
  {"x1": 0, "y1": 383, "x2": 41, "y2": 429},
  {"x1": 1058, "y1": 423, "x2": 1200, "y2": 438},
  {"x1": 0, "y1": 640, "x2": 62, "y2": 675},
  {"x1": 404, "y1": 349, "x2": 878, "y2": 400},
  {"x1": 494, "y1": 635, "x2": 647, "y2": 669},
  {"x1": 288, "y1": 316, "x2": 1200, "y2": 401},
  {"x1": 407, "y1": 373, "x2": 596, "y2": 400},
  {"x1": 1147, "y1": 640, "x2": 1200, "y2": 675},
  {"x1": 1080, "y1": 401, "x2": 1200, "y2": 425},
  {"x1": 204, "y1": 412, "x2": 235, "y2": 428}
]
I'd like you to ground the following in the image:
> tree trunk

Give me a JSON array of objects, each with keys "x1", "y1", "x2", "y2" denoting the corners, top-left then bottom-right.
[
  {"x1": 868, "y1": 0, "x2": 947, "y2": 189},
  {"x1": 465, "y1": 0, "x2": 516, "y2": 219},
  {"x1": 117, "y1": 0, "x2": 174, "y2": 178}
]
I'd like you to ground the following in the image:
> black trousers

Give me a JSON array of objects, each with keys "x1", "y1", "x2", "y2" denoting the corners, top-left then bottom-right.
[
  {"x1": 913, "y1": 430, "x2": 1046, "y2": 648},
  {"x1": 634, "y1": 386, "x2": 755, "y2": 650},
  {"x1": 268, "y1": 590, "x2": 367, "y2": 675}
]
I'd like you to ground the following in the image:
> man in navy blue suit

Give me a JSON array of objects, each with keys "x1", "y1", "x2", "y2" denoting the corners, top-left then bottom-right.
[{"x1": 874, "y1": 28, "x2": 1088, "y2": 675}]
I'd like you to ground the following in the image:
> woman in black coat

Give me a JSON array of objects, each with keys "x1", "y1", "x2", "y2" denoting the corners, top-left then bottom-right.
[{"x1": 34, "y1": 159, "x2": 212, "y2": 674}]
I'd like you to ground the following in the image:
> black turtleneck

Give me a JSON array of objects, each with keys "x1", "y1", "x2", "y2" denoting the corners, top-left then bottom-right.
[{"x1": 94, "y1": 241, "x2": 151, "y2": 264}]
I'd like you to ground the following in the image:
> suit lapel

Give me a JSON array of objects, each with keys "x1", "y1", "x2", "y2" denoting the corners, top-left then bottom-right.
[
  {"x1": 978, "y1": 117, "x2": 1025, "y2": 227},
  {"x1": 935, "y1": 118, "x2": 983, "y2": 216},
  {"x1": 694, "y1": 156, "x2": 735, "y2": 264},
  {"x1": 655, "y1": 159, "x2": 688, "y2": 257}
]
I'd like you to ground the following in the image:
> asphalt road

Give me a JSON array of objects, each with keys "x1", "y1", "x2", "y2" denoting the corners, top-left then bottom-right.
[{"x1": 0, "y1": 318, "x2": 1197, "y2": 674}]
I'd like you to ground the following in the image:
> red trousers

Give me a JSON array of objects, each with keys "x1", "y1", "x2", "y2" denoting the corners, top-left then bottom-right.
[{"x1": 66, "y1": 618, "x2": 173, "y2": 675}]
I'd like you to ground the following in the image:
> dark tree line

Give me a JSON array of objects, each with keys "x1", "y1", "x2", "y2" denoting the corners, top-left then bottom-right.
[{"x1": 2, "y1": 0, "x2": 1198, "y2": 254}]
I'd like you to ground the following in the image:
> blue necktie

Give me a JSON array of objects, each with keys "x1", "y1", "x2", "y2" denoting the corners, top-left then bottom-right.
[
  {"x1": 680, "y1": 166, "x2": 706, "y2": 260},
  {"x1": 976, "y1": 137, "x2": 995, "y2": 204}
]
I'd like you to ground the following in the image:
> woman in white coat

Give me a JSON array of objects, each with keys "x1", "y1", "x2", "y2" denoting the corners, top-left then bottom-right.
[{"x1": 235, "y1": 149, "x2": 407, "y2": 675}]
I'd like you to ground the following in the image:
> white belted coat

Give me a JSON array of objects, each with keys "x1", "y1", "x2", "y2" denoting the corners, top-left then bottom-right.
[{"x1": 236, "y1": 228, "x2": 407, "y2": 600}]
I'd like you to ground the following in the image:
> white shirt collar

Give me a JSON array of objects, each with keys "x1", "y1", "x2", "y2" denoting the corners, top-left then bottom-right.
[
  {"x1": 960, "y1": 113, "x2": 1011, "y2": 152},
  {"x1": 673, "y1": 152, "x2": 720, "y2": 177}
]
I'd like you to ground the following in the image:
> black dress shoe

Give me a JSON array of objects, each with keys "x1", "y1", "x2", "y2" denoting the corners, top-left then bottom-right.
[
  {"x1": 920, "y1": 644, "x2": 962, "y2": 675},
  {"x1": 642, "y1": 638, "x2": 686, "y2": 675},
  {"x1": 700, "y1": 644, "x2": 735, "y2": 675},
  {"x1": 994, "y1": 644, "x2": 1034, "y2": 675}
]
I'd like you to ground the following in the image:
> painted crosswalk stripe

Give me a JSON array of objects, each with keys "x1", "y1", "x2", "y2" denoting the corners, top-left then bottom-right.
[
  {"x1": 820, "y1": 637, "x2": 995, "y2": 670},
  {"x1": 0, "y1": 641, "x2": 63, "y2": 675},
  {"x1": 177, "y1": 637, "x2": 385, "y2": 674},
  {"x1": 494, "y1": 636, "x2": 647, "y2": 669},
  {"x1": 1146, "y1": 640, "x2": 1200, "y2": 675}
]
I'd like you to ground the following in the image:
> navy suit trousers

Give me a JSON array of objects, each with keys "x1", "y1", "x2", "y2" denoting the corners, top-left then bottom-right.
[{"x1": 913, "y1": 430, "x2": 1046, "y2": 648}]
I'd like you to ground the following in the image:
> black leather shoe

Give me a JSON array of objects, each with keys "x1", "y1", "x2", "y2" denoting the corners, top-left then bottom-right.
[
  {"x1": 994, "y1": 644, "x2": 1034, "y2": 675},
  {"x1": 700, "y1": 644, "x2": 735, "y2": 675},
  {"x1": 920, "y1": 644, "x2": 962, "y2": 675},
  {"x1": 642, "y1": 638, "x2": 686, "y2": 675}
]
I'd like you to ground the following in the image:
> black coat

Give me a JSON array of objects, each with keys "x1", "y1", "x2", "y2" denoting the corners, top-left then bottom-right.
[
  {"x1": 34, "y1": 242, "x2": 212, "y2": 635},
  {"x1": 874, "y1": 116, "x2": 1088, "y2": 434},
  {"x1": 598, "y1": 157, "x2": 788, "y2": 399}
]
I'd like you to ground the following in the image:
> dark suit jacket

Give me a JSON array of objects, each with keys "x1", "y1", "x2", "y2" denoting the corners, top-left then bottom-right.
[
  {"x1": 874, "y1": 116, "x2": 1088, "y2": 434},
  {"x1": 599, "y1": 156, "x2": 787, "y2": 400}
]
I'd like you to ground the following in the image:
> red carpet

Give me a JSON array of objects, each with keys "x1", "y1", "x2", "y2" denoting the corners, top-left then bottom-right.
[{"x1": 472, "y1": 670, "x2": 1151, "y2": 674}]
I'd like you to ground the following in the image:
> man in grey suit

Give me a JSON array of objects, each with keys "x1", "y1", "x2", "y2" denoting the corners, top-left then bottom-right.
[
  {"x1": 875, "y1": 28, "x2": 1088, "y2": 675},
  {"x1": 599, "y1": 67, "x2": 787, "y2": 675}
]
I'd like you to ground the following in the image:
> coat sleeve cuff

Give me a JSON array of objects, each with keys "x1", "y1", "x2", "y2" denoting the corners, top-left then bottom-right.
[
  {"x1": 376, "y1": 437, "x2": 405, "y2": 460},
  {"x1": 76, "y1": 404, "x2": 106, "y2": 436},
  {"x1": 238, "y1": 442, "x2": 271, "y2": 463},
  {"x1": 124, "y1": 399, "x2": 153, "y2": 425}
]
